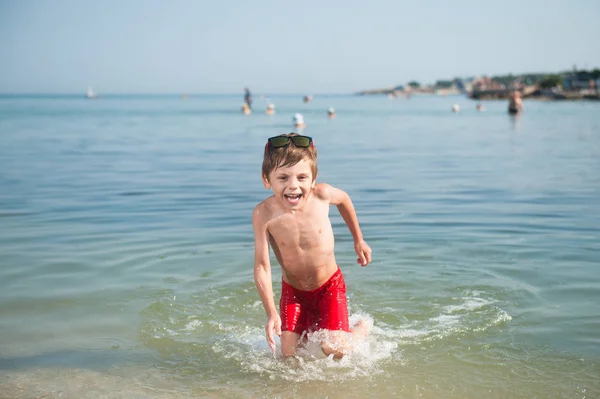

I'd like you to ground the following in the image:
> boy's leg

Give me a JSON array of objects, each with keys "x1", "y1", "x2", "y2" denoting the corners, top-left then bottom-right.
[
  {"x1": 318, "y1": 288, "x2": 351, "y2": 358},
  {"x1": 280, "y1": 279, "x2": 308, "y2": 357},
  {"x1": 320, "y1": 320, "x2": 371, "y2": 359},
  {"x1": 316, "y1": 269, "x2": 371, "y2": 358},
  {"x1": 280, "y1": 331, "x2": 301, "y2": 357},
  {"x1": 320, "y1": 330, "x2": 347, "y2": 359}
]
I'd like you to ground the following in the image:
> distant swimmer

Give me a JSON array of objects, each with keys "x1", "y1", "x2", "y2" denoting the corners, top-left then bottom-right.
[
  {"x1": 265, "y1": 103, "x2": 276, "y2": 115},
  {"x1": 303, "y1": 95, "x2": 312, "y2": 104},
  {"x1": 476, "y1": 103, "x2": 485, "y2": 112},
  {"x1": 293, "y1": 113, "x2": 306, "y2": 128},
  {"x1": 242, "y1": 103, "x2": 252, "y2": 115},
  {"x1": 327, "y1": 107, "x2": 336, "y2": 118},
  {"x1": 244, "y1": 87, "x2": 253, "y2": 110},
  {"x1": 508, "y1": 91, "x2": 524, "y2": 114},
  {"x1": 452, "y1": 104, "x2": 460, "y2": 112},
  {"x1": 85, "y1": 86, "x2": 98, "y2": 99}
]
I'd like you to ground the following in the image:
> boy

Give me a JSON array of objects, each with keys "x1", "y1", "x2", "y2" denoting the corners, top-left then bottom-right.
[{"x1": 252, "y1": 133, "x2": 372, "y2": 359}]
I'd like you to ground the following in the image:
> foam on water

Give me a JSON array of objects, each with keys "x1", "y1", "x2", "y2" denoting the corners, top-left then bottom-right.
[
  {"x1": 136, "y1": 288, "x2": 512, "y2": 383},
  {"x1": 209, "y1": 313, "x2": 398, "y2": 382}
]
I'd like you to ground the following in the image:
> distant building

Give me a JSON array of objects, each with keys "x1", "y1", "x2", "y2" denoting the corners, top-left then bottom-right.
[
  {"x1": 453, "y1": 79, "x2": 467, "y2": 93},
  {"x1": 563, "y1": 72, "x2": 595, "y2": 90},
  {"x1": 470, "y1": 76, "x2": 504, "y2": 91}
]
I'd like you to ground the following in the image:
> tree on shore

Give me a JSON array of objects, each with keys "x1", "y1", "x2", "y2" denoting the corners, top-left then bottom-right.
[
  {"x1": 540, "y1": 75, "x2": 563, "y2": 89},
  {"x1": 435, "y1": 80, "x2": 454, "y2": 89}
]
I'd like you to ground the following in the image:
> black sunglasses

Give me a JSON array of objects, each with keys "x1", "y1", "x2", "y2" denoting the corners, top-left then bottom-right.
[{"x1": 266, "y1": 135, "x2": 314, "y2": 149}]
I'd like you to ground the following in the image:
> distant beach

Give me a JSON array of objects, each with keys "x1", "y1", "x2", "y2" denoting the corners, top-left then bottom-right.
[{"x1": 356, "y1": 68, "x2": 600, "y2": 101}]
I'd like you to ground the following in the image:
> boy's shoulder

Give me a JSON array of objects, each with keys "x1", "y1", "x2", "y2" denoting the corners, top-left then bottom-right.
[
  {"x1": 313, "y1": 182, "x2": 334, "y2": 200},
  {"x1": 253, "y1": 195, "x2": 277, "y2": 220},
  {"x1": 254, "y1": 194, "x2": 275, "y2": 210}
]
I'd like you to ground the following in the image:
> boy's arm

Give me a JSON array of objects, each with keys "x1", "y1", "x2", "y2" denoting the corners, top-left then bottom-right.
[
  {"x1": 323, "y1": 184, "x2": 373, "y2": 266},
  {"x1": 252, "y1": 205, "x2": 281, "y2": 352}
]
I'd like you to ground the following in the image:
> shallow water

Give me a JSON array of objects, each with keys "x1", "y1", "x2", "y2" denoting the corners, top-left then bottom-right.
[{"x1": 1, "y1": 94, "x2": 599, "y2": 398}]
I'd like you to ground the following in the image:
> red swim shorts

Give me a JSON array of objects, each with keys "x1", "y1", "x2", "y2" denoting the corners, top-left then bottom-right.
[{"x1": 280, "y1": 267, "x2": 349, "y2": 335}]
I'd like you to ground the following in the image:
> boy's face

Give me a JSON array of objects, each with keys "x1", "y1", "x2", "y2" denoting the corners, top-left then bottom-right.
[{"x1": 263, "y1": 159, "x2": 315, "y2": 210}]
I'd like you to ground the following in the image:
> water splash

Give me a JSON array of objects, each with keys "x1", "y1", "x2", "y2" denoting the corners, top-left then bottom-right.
[{"x1": 138, "y1": 288, "x2": 512, "y2": 383}]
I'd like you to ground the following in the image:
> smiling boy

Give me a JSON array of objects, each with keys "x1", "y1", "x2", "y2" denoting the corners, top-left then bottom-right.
[{"x1": 252, "y1": 133, "x2": 372, "y2": 359}]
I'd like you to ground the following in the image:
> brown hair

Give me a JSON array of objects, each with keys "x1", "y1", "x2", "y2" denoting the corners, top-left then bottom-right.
[{"x1": 262, "y1": 133, "x2": 318, "y2": 181}]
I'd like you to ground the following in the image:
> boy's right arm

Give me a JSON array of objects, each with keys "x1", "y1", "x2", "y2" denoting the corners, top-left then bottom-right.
[{"x1": 252, "y1": 205, "x2": 281, "y2": 353}]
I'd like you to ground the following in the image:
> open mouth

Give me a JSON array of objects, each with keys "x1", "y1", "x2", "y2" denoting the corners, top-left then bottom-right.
[{"x1": 284, "y1": 193, "x2": 302, "y2": 205}]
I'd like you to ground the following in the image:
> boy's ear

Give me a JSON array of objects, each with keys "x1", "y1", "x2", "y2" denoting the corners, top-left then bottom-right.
[{"x1": 262, "y1": 174, "x2": 271, "y2": 189}]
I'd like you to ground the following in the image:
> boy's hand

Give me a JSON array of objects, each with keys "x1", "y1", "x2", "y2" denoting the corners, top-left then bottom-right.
[
  {"x1": 354, "y1": 240, "x2": 372, "y2": 266},
  {"x1": 265, "y1": 314, "x2": 282, "y2": 353}
]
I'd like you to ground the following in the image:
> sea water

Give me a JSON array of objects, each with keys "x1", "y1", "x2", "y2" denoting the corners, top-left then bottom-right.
[{"x1": 0, "y1": 94, "x2": 599, "y2": 398}]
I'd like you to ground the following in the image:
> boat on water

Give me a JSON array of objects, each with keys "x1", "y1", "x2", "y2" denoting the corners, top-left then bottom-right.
[{"x1": 86, "y1": 87, "x2": 98, "y2": 99}]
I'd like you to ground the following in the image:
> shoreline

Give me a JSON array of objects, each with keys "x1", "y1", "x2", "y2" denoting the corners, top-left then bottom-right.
[{"x1": 355, "y1": 87, "x2": 600, "y2": 101}]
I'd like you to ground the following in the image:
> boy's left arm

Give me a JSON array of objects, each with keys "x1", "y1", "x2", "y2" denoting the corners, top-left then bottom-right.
[{"x1": 324, "y1": 184, "x2": 372, "y2": 266}]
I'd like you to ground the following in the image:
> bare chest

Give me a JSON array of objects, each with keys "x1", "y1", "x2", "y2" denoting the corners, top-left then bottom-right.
[{"x1": 268, "y1": 209, "x2": 332, "y2": 251}]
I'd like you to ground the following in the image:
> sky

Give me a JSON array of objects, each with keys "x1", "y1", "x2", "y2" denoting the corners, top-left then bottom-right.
[{"x1": 1, "y1": 0, "x2": 599, "y2": 94}]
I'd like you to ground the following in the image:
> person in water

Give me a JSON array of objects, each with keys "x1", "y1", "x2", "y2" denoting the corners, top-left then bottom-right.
[
  {"x1": 293, "y1": 113, "x2": 306, "y2": 128},
  {"x1": 265, "y1": 103, "x2": 276, "y2": 115},
  {"x1": 253, "y1": 133, "x2": 372, "y2": 359},
  {"x1": 241, "y1": 102, "x2": 252, "y2": 115},
  {"x1": 244, "y1": 87, "x2": 252, "y2": 110},
  {"x1": 508, "y1": 91, "x2": 524, "y2": 114}
]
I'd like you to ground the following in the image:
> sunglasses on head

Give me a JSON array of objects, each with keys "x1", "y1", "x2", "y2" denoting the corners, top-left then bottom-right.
[{"x1": 265, "y1": 135, "x2": 314, "y2": 150}]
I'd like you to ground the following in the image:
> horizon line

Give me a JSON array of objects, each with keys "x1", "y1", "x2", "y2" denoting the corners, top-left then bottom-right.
[{"x1": 0, "y1": 92, "x2": 359, "y2": 96}]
